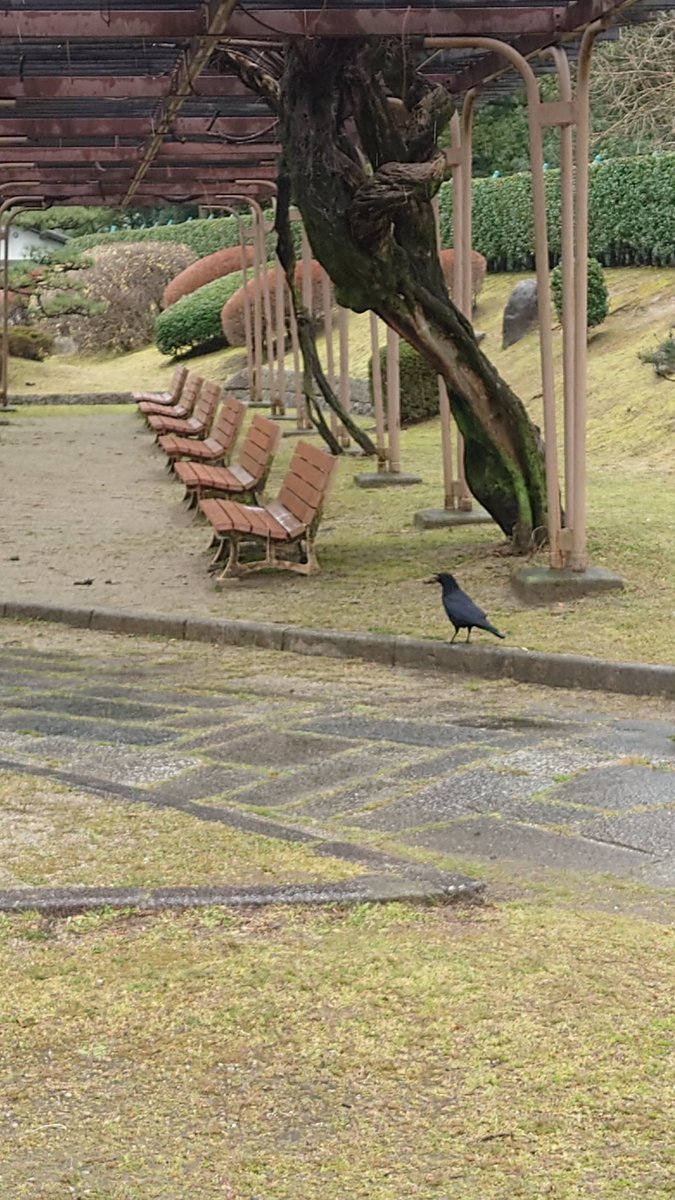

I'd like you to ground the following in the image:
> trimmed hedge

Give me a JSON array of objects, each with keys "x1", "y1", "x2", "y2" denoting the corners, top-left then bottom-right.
[
  {"x1": 370, "y1": 341, "x2": 439, "y2": 427},
  {"x1": 72, "y1": 153, "x2": 675, "y2": 279},
  {"x1": 438, "y1": 153, "x2": 675, "y2": 270},
  {"x1": 163, "y1": 244, "x2": 255, "y2": 308},
  {"x1": 221, "y1": 260, "x2": 327, "y2": 347},
  {"x1": 551, "y1": 258, "x2": 609, "y2": 329},
  {"x1": 72, "y1": 213, "x2": 276, "y2": 259},
  {"x1": 155, "y1": 271, "x2": 247, "y2": 356}
]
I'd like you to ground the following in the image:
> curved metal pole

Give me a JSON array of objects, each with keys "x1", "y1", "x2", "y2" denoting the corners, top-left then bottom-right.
[
  {"x1": 570, "y1": 19, "x2": 604, "y2": 571},
  {"x1": 1, "y1": 196, "x2": 46, "y2": 408},
  {"x1": 215, "y1": 192, "x2": 270, "y2": 405},
  {"x1": 426, "y1": 36, "x2": 563, "y2": 566},
  {"x1": 459, "y1": 89, "x2": 478, "y2": 510},
  {"x1": 541, "y1": 46, "x2": 576, "y2": 532},
  {"x1": 203, "y1": 202, "x2": 256, "y2": 401}
]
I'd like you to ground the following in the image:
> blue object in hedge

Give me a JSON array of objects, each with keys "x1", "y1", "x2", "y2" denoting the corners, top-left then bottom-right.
[
  {"x1": 492, "y1": 170, "x2": 501, "y2": 178},
  {"x1": 593, "y1": 154, "x2": 605, "y2": 164}
]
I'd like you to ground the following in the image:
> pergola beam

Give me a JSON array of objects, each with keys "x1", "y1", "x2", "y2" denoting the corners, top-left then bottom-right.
[
  {"x1": 0, "y1": 117, "x2": 276, "y2": 139},
  {"x1": 0, "y1": 75, "x2": 252, "y2": 101},
  {"x1": 0, "y1": 144, "x2": 280, "y2": 165},
  {"x1": 123, "y1": 0, "x2": 241, "y2": 205}
]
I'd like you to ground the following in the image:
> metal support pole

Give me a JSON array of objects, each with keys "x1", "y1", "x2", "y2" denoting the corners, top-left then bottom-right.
[
  {"x1": 571, "y1": 20, "x2": 604, "y2": 571},
  {"x1": 321, "y1": 269, "x2": 339, "y2": 440},
  {"x1": 0, "y1": 195, "x2": 45, "y2": 409},
  {"x1": 432, "y1": 195, "x2": 456, "y2": 509},
  {"x1": 274, "y1": 253, "x2": 287, "y2": 413},
  {"x1": 369, "y1": 312, "x2": 388, "y2": 470},
  {"x1": 301, "y1": 229, "x2": 316, "y2": 430},
  {"x1": 542, "y1": 47, "x2": 576, "y2": 533},
  {"x1": 386, "y1": 327, "x2": 402, "y2": 475},
  {"x1": 338, "y1": 306, "x2": 351, "y2": 449},
  {"x1": 426, "y1": 36, "x2": 564, "y2": 567}
]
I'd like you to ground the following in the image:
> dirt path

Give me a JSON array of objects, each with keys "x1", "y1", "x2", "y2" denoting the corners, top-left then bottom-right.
[{"x1": 0, "y1": 406, "x2": 229, "y2": 618}]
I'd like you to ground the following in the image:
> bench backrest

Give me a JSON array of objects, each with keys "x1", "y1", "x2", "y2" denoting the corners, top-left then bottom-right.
[
  {"x1": 180, "y1": 373, "x2": 204, "y2": 416},
  {"x1": 277, "y1": 440, "x2": 339, "y2": 529},
  {"x1": 170, "y1": 364, "x2": 189, "y2": 402},
  {"x1": 193, "y1": 380, "x2": 222, "y2": 426},
  {"x1": 238, "y1": 414, "x2": 282, "y2": 486},
  {"x1": 211, "y1": 394, "x2": 247, "y2": 452}
]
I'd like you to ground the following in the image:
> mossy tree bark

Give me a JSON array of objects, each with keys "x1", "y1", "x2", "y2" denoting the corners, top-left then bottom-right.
[{"x1": 223, "y1": 38, "x2": 549, "y2": 550}]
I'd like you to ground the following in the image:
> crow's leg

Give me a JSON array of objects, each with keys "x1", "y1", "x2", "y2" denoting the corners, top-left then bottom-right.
[
  {"x1": 466, "y1": 628, "x2": 472, "y2": 643},
  {"x1": 450, "y1": 627, "x2": 459, "y2": 644}
]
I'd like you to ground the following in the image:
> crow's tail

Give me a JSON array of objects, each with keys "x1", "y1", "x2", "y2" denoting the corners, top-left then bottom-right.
[{"x1": 484, "y1": 622, "x2": 506, "y2": 640}]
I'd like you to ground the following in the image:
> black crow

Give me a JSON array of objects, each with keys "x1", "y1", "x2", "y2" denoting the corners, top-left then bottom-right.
[{"x1": 425, "y1": 572, "x2": 506, "y2": 643}]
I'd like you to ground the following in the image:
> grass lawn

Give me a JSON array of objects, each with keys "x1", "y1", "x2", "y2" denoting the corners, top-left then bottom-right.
[{"x1": 1, "y1": 898, "x2": 673, "y2": 1198}]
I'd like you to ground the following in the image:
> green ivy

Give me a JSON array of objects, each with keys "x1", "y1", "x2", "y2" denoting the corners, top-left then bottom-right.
[
  {"x1": 154, "y1": 271, "x2": 247, "y2": 356},
  {"x1": 551, "y1": 258, "x2": 609, "y2": 329}
]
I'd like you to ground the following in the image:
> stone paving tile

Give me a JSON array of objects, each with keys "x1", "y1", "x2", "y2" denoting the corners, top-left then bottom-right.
[
  {"x1": 72, "y1": 684, "x2": 242, "y2": 710},
  {"x1": 290, "y1": 748, "x2": 493, "y2": 821},
  {"x1": 0, "y1": 711, "x2": 174, "y2": 746},
  {"x1": 350, "y1": 767, "x2": 528, "y2": 832},
  {"x1": 142, "y1": 764, "x2": 265, "y2": 802},
  {"x1": 545, "y1": 764, "x2": 675, "y2": 809},
  {"x1": 207, "y1": 730, "x2": 360, "y2": 768},
  {"x1": 571, "y1": 807, "x2": 675, "y2": 857},
  {"x1": 0, "y1": 733, "x2": 197, "y2": 786},
  {"x1": 5, "y1": 693, "x2": 181, "y2": 723},
  {"x1": 300, "y1": 715, "x2": 514, "y2": 750},
  {"x1": 403, "y1": 819, "x2": 652, "y2": 877},
  {"x1": 224, "y1": 745, "x2": 414, "y2": 809}
]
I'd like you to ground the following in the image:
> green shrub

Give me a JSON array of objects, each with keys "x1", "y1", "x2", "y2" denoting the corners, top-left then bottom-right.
[
  {"x1": 369, "y1": 340, "x2": 439, "y2": 427},
  {"x1": 639, "y1": 331, "x2": 675, "y2": 378},
  {"x1": 72, "y1": 213, "x2": 272, "y2": 258},
  {"x1": 8, "y1": 325, "x2": 54, "y2": 361},
  {"x1": 551, "y1": 258, "x2": 609, "y2": 329},
  {"x1": 155, "y1": 271, "x2": 248, "y2": 356},
  {"x1": 438, "y1": 153, "x2": 675, "y2": 270}
]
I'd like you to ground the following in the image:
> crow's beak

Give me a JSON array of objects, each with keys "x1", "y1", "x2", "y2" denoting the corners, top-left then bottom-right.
[{"x1": 423, "y1": 576, "x2": 438, "y2": 585}]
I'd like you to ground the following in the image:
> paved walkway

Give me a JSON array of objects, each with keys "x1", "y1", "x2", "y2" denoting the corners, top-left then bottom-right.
[{"x1": 0, "y1": 623, "x2": 673, "y2": 901}]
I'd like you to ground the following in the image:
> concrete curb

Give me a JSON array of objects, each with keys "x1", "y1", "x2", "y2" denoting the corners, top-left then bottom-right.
[
  {"x1": 2, "y1": 598, "x2": 674, "y2": 699},
  {"x1": 0, "y1": 875, "x2": 483, "y2": 915}
]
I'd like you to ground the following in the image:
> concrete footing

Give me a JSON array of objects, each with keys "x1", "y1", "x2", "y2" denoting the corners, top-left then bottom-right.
[
  {"x1": 512, "y1": 564, "x2": 625, "y2": 603},
  {"x1": 354, "y1": 471, "x2": 423, "y2": 488},
  {"x1": 414, "y1": 506, "x2": 493, "y2": 529}
]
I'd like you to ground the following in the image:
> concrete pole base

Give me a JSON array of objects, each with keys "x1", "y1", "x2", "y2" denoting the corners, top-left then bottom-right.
[
  {"x1": 511, "y1": 564, "x2": 624, "y2": 604},
  {"x1": 354, "y1": 471, "x2": 423, "y2": 488},
  {"x1": 414, "y1": 506, "x2": 493, "y2": 529}
]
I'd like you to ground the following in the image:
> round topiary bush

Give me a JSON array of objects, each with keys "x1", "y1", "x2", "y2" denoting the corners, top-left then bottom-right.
[
  {"x1": 369, "y1": 339, "x2": 439, "y2": 426},
  {"x1": 551, "y1": 258, "x2": 609, "y2": 329},
  {"x1": 439, "y1": 248, "x2": 487, "y2": 306},
  {"x1": 162, "y1": 244, "x2": 256, "y2": 309},
  {"x1": 8, "y1": 325, "x2": 54, "y2": 361},
  {"x1": 220, "y1": 260, "x2": 326, "y2": 348},
  {"x1": 155, "y1": 271, "x2": 247, "y2": 356}
]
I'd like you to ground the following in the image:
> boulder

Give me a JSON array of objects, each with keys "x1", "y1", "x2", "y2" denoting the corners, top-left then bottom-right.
[{"x1": 502, "y1": 279, "x2": 538, "y2": 349}]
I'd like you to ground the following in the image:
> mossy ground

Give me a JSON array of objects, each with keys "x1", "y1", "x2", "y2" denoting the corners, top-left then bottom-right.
[
  {"x1": 4, "y1": 267, "x2": 674, "y2": 664},
  {"x1": 1, "y1": 900, "x2": 673, "y2": 1199}
]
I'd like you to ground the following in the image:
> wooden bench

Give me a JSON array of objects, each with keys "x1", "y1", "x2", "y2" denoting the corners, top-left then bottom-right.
[
  {"x1": 174, "y1": 413, "x2": 281, "y2": 507},
  {"x1": 199, "y1": 440, "x2": 339, "y2": 579},
  {"x1": 147, "y1": 380, "x2": 221, "y2": 439},
  {"x1": 160, "y1": 395, "x2": 246, "y2": 473},
  {"x1": 133, "y1": 364, "x2": 188, "y2": 408},
  {"x1": 138, "y1": 372, "x2": 203, "y2": 421}
]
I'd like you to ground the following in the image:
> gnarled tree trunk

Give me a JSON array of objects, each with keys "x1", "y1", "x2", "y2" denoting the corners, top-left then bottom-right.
[{"x1": 224, "y1": 38, "x2": 549, "y2": 551}]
